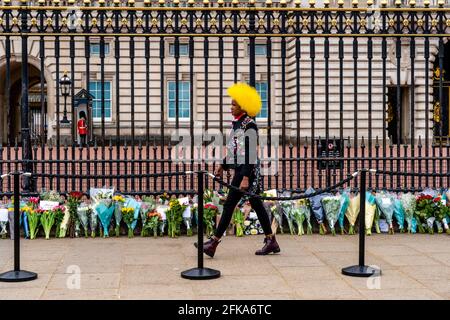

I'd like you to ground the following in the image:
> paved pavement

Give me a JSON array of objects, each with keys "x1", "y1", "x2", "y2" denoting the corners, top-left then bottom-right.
[{"x1": 0, "y1": 234, "x2": 449, "y2": 300}]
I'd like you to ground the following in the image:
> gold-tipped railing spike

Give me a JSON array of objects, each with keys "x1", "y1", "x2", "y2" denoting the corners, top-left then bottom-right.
[
  {"x1": 324, "y1": 0, "x2": 330, "y2": 7},
  {"x1": 83, "y1": 0, "x2": 90, "y2": 5},
  {"x1": 173, "y1": 0, "x2": 180, "y2": 5},
  {"x1": 309, "y1": 0, "x2": 315, "y2": 8},
  {"x1": 352, "y1": 0, "x2": 358, "y2": 7},
  {"x1": 98, "y1": 0, "x2": 105, "y2": 5},
  {"x1": 280, "y1": 0, "x2": 287, "y2": 6},
  {"x1": 381, "y1": 0, "x2": 387, "y2": 7},
  {"x1": 3, "y1": 0, "x2": 11, "y2": 4},
  {"x1": 424, "y1": 0, "x2": 430, "y2": 7},
  {"x1": 113, "y1": 0, "x2": 121, "y2": 6},
  {"x1": 188, "y1": 0, "x2": 195, "y2": 5},
  {"x1": 438, "y1": 0, "x2": 445, "y2": 6},
  {"x1": 38, "y1": 0, "x2": 46, "y2": 4},
  {"x1": 294, "y1": 0, "x2": 301, "y2": 6},
  {"x1": 20, "y1": 0, "x2": 27, "y2": 3},
  {"x1": 367, "y1": 0, "x2": 373, "y2": 6},
  {"x1": 337, "y1": 0, "x2": 344, "y2": 6},
  {"x1": 144, "y1": 0, "x2": 151, "y2": 6},
  {"x1": 249, "y1": 0, "x2": 255, "y2": 5},
  {"x1": 265, "y1": 0, "x2": 273, "y2": 6},
  {"x1": 409, "y1": 0, "x2": 415, "y2": 7},
  {"x1": 53, "y1": 0, "x2": 60, "y2": 5},
  {"x1": 203, "y1": 0, "x2": 209, "y2": 6},
  {"x1": 217, "y1": 0, "x2": 224, "y2": 6},
  {"x1": 232, "y1": 0, "x2": 239, "y2": 6},
  {"x1": 395, "y1": 0, "x2": 402, "y2": 6},
  {"x1": 128, "y1": 0, "x2": 135, "y2": 6}
]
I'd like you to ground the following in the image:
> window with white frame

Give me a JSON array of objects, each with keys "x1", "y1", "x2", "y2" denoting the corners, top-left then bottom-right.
[
  {"x1": 90, "y1": 43, "x2": 110, "y2": 56},
  {"x1": 247, "y1": 43, "x2": 267, "y2": 56},
  {"x1": 255, "y1": 81, "x2": 268, "y2": 119},
  {"x1": 89, "y1": 81, "x2": 112, "y2": 121},
  {"x1": 169, "y1": 43, "x2": 189, "y2": 56},
  {"x1": 168, "y1": 81, "x2": 190, "y2": 120}
]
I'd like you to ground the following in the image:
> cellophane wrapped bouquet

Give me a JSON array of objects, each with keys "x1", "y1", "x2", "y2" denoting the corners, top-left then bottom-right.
[
  {"x1": 306, "y1": 188, "x2": 331, "y2": 235},
  {"x1": 375, "y1": 191, "x2": 395, "y2": 235},
  {"x1": 321, "y1": 195, "x2": 341, "y2": 236},
  {"x1": 113, "y1": 194, "x2": 125, "y2": 236},
  {"x1": 90, "y1": 188, "x2": 115, "y2": 237},
  {"x1": 140, "y1": 196, "x2": 156, "y2": 237},
  {"x1": 345, "y1": 193, "x2": 360, "y2": 235},
  {"x1": 401, "y1": 192, "x2": 416, "y2": 233}
]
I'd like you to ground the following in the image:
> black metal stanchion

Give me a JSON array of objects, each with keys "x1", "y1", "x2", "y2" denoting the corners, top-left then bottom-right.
[
  {"x1": 0, "y1": 172, "x2": 38, "y2": 282},
  {"x1": 181, "y1": 171, "x2": 221, "y2": 280},
  {"x1": 342, "y1": 169, "x2": 381, "y2": 277}
]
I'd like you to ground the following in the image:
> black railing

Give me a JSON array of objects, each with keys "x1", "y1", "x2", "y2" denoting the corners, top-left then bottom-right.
[{"x1": 1, "y1": 2, "x2": 450, "y2": 196}]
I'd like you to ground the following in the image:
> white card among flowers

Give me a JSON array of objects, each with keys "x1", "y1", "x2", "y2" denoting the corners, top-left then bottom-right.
[
  {"x1": 40, "y1": 201, "x2": 60, "y2": 211},
  {"x1": 0, "y1": 209, "x2": 8, "y2": 222}
]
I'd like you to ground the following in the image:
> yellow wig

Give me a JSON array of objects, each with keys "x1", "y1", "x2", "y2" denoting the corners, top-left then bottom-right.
[{"x1": 227, "y1": 83, "x2": 262, "y2": 117}]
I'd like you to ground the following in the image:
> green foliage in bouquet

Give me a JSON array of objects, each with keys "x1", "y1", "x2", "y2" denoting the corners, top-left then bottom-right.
[
  {"x1": 415, "y1": 195, "x2": 434, "y2": 234},
  {"x1": 166, "y1": 199, "x2": 186, "y2": 238},
  {"x1": 233, "y1": 208, "x2": 245, "y2": 237},
  {"x1": 67, "y1": 192, "x2": 83, "y2": 238}
]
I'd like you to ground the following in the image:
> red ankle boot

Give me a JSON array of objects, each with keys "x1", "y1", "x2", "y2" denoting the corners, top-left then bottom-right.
[
  {"x1": 194, "y1": 237, "x2": 221, "y2": 258},
  {"x1": 255, "y1": 235, "x2": 281, "y2": 255}
]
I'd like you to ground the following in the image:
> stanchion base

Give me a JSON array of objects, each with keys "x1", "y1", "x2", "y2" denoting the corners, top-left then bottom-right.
[
  {"x1": 181, "y1": 268, "x2": 221, "y2": 280},
  {"x1": 0, "y1": 270, "x2": 38, "y2": 282},
  {"x1": 341, "y1": 265, "x2": 381, "y2": 277}
]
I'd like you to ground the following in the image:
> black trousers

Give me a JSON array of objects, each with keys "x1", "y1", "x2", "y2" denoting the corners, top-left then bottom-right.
[
  {"x1": 79, "y1": 134, "x2": 86, "y2": 146},
  {"x1": 214, "y1": 171, "x2": 272, "y2": 237}
]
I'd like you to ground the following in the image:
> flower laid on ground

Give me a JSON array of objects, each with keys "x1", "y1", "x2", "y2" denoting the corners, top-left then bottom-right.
[
  {"x1": 25, "y1": 206, "x2": 41, "y2": 240},
  {"x1": 297, "y1": 199, "x2": 313, "y2": 235},
  {"x1": 40, "y1": 208, "x2": 55, "y2": 240},
  {"x1": 203, "y1": 202, "x2": 219, "y2": 237},
  {"x1": 113, "y1": 194, "x2": 125, "y2": 236},
  {"x1": 77, "y1": 203, "x2": 90, "y2": 238},
  {"x1": 375, "y1": 191, "x2": 395, "y2": 235},
  {"x1": 140, "y1": 196, "x2": 156, "y2": 237},
  {"x1": 338, "y1": 191, "x2": 350, "y2": 234},
  {"x1": 270, "y1": 203, "x2": 283, "y2": 234},
  {"x1": 90, "y1": 188, "x2": 115, "y2": 238},
  {"x1": 89, "y1": 207, "x2": 98, "y2": 238},
  {"x1": 122, "y1": 207, "x2": 135, "y2": 238},
  {"x1": 432, "y1": 195, "x2": 449, "y2": 234},
  {"x1": 53, "y1": 204, "x2": 66, "y2": 238},
  {"x1": 67, "y1": 191, "x2": 83, "y2": 238},
  {"x1": 345, "y1": 193, "x2": 360, "y2": 235},
  {"x1": 305, "y1": 188, "x2": 330, "y2": 235},
  {"x1": 393, "y1": 196, "x2": 405, "y2": 233},
  {"x1": 365, "y1": 192, "x2": 378, "y2": 235},
  {"x1": 165, "y1": 198, "x2": 186, "y2": 238},
  {"x1": 415, "y1": 194, "x2": 434, "y2": 234},
  {"x1": 233, "y1": 207, "x2": 245, "y2": 237},
  {"x1": 280, "y1": 200, "x2": 296, "y2": 235},
  {"x1": 401, "y1": 193, "x2": 416, "y2": 233},
  {"x1": 0, "y1": 206, "x2": 8, "y2": 239},
  {"x1": 322, "y1": 196, "x2": 341, "y2": 236},
  {"x1": 143, "y1": 211, "x2": 162, "y2": 238}
]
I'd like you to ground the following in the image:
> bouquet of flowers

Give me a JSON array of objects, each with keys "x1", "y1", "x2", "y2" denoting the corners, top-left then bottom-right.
[
  {"x1": 0, "y1": 206, "x2": 9, "y2": 239},
  {"x1": 77, "y1": 202, "x2": 90, "y2": 238},
  {"x1": 279, "y1": 200, "x2": 296, "y2": 235},
  {"x1": 305, "y1": 188, "x2": 331, "y2": 235},
  {"x1": 41, "y1": 205, "x2": 65, "y2": 240},
  {"x1": 393, "y1": 196, "x2": 405, "y2": 233},
  {"x1": 113, "y1": 195, "x2": 125, "y2": 236},
  {"x1": 67, "y1": 191, "x2": 83, "y2": 238},
  {"x1": 53, "y1": 203, "x2": 66, "y2": 238},
  {"x1": 40, "y1": 190, "x2": 64, "y2": 203},
  {"x1": 322, "y1": 195, "x2": 341, "y2": 236},
  {"x1": 24, "y1": 206, "x2": 41, "y2": 240},
  {"x1": 178, "y1": 197, "x2": 193, "y2": 237},
  {"x1": 90, "y1": 188, "x2": 115, "y2": 237},
  {"x1": 401, "y1": 193, "x2": 416, "y2": 233},
  {"x1": 165, "y1": 198, "x2": 186, "y2": 238},
  {"x1": 345, "y1": 193, "x2": 360, "y2": 235},
  {"x1": 89, "y1": 206, "x2": 98, "y2": 237},
  {"x1": 143, "y1": 211, "x2": 162, "y2": 238},
  {"x1": 122, "y1": 207, "x2": 135, "y2": 238},
  {"x1": 375, "y1": 191, "x2": 395, "y2": 235},
  {"x1": 244, "y1": 210, "x2": 264, "y2": 235},
  {"x1": 203, "y1": 202, "x2": 219, "y2": 237},
  {"x1": 159, "y1": 192, "x2": 170, "y2": 205},
  {"x1": 290, "y1": 200, "x2": 305, "y2": 236},
  {"x1": 155, "y1": 201, "x2": 169, "y2": 236},
  {"x1": 415, "y1": 194, "x2": 434, "y2": 234},
  {"x1": 338, "y1": 190, "x2": 350, "y2": 234},
  {"x1": 298, "y1": 199, "x2": 313, "y2": 235},
  {"x1": 365, "y1": 192, "x2": 379, "y2": 235},
  {"x1": 140, "y1": 196, "x2": 156, "y2": 237},
  {"x1": 432, "y1": 195, "x2": 449, "y2": 234},
  {"x1": 233, "y1": 207, "x2": 245, "y2": 237}
]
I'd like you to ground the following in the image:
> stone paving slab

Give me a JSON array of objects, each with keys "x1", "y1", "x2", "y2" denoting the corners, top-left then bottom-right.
[{"x1": 0, "y1": 234, "x2": 448, "y2": 300}]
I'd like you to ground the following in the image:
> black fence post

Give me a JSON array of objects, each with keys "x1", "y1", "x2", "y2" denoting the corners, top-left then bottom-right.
[
  {"x1": 342, "y1": 169, "x2": 381, "y2": 277},
  {"x1": 181, "y1": 171, "x2": 220, "y2": 280},
  {"x1": 0, "y1": 172, "x2": 37, "y2": 282}
]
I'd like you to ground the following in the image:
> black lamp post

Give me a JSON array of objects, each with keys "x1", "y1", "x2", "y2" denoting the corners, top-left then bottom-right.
[{"x1": 60, "y1": 71, "x2": 71, "y2": 124}]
